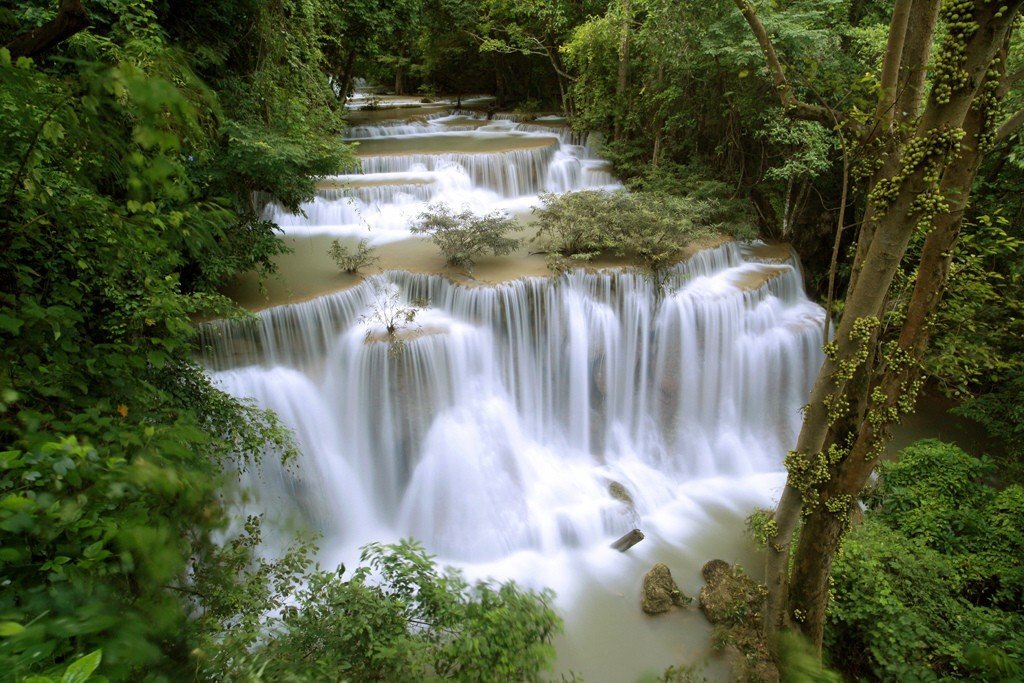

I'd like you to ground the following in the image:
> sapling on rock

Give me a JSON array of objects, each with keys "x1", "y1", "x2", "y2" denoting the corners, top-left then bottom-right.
[{"x1": 329, "y1": 238, "x2": 379, "y2": 273}]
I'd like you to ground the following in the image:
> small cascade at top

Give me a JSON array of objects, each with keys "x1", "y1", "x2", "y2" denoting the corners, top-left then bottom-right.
[{"x1": 263, "y1": 113, "x2": 619, "y2": 244}]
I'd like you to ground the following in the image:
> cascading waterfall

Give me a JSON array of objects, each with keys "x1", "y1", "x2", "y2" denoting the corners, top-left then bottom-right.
[
  {"x1": 214, "y1": 96, "x2": 830, "y2": 680},
  {"x1": 262, "y1": 113, "x2": 618, "y2": 243},
  {"x1": 201, "y1": 242, "x2": 824, "y2": 562}
]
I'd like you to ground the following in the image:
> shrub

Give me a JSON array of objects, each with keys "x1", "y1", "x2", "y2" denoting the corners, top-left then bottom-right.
[
  {"x1": 361, "y1": 283, "x2": 425, "y2": 357},
  {"x1": 412, "y1": 204, "x2": 520, "y2": 270},
  {"x1": 827, "y1": 441, "x2": 1024, "y2": 681},
  {"x1": 533, "y1": 190, "x2": 754, "y2": 272},
  {"x1": 329, "y1": 238, "x2": 379, "y2": 273},
  {"x1": 203, "y1": 540, "x2": 563, "y2": 682}
]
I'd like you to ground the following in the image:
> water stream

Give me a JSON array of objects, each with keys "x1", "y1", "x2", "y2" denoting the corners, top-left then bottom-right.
[
  {"x1": 204, "y1": 106, "x2": 828, "y2": 680},
  {"x1": 263, "y1": 112, "x2": 618, "y2": 243}
]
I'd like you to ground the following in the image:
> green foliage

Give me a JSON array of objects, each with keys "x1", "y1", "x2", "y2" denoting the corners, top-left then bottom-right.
[
  {"x1": 925, "y1": 213, "x2": 1024, "y2": 396},
  {"x1": 0, "y1": 0, "x2": 365, "y2": 676},
  {"x1": 534, "y1": 190, "x2": 755, "y2": 271},
  {"x1": 412, "y1": 204, "x2": 520, "y2": 270},
  {"x1": 19, "y1": 649, "x2": 104, "y2": 683},
  {"x1": 561, "y1": 0, "x2": 872, "y2": 244},
  {"x1": 202, "y1": 540, "x2": 562, "y2": 682},
  {"x1": 827, "y1": 441, "x2": 1024, "y2": 681},
  {"x1": 329, "y1": 238, "x2": 380, "y2": 273},
  {"x1": 0, "y1": 43, "x2": 305, "y2": 677}
]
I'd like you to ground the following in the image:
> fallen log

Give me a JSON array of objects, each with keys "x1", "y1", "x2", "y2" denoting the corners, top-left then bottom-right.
[{"x1": 611, "y1": 528, "x2": 644, "y2": 552}]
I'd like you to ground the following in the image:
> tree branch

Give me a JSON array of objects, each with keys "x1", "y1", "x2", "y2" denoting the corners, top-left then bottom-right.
[
  {"x1": 732, "y1": 0, "x2": 839, "y2": 129},
  {"x1": 5, "y1": 0, "x2": 90, "y2": 60},
  {"x1": 994, "y1": 107, "x2": 1024, "y2": 144},
  {"x1": 876, "y1": 0, "x2": 914, "y2": 126}
]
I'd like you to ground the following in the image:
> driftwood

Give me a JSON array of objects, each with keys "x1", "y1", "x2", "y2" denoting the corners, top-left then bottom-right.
[
  {"x1": 6, "y1": 0, "x2": 89, "y2": 60},
  {"x1": 610, "y1": 528, "x2": 644, "y2": 552}
]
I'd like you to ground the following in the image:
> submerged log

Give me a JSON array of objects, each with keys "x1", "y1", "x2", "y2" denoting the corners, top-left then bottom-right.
[{"x1": 611, "y1": 528, "x2": 644, "y2": 552}]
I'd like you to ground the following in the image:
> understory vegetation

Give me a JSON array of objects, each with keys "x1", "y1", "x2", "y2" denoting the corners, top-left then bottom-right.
[
  {"x1": 413, "y1": 204, "x2": 520, "y2": 270},
  {"x1": 329, "y1": 238, "x2": 380, "y2": 274},
  {"x1": 534, "y1": 190, "x2": 756, "y2": 271},
  {"x1": 828, "y1": 441, "x2": 1024, "y2": 680}
]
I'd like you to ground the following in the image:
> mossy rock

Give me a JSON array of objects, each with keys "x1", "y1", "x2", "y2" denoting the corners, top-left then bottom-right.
[
  {"x1": 641, "y1": 563, "x2": 693, "y2": 615},
  {"x1": 698, "y1": 559, "x2": 776, "y2": 682}
]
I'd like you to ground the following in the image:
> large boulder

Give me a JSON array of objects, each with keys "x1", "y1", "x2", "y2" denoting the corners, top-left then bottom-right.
[{"x1": 641, "y1": 563, "x2": 692, "y2": 615}]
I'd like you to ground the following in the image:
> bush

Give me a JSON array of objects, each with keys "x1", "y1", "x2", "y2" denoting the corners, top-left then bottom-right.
[
  {"x1": 827, "y1": 441, "x2": 1024, "y2": 680},
  {"x1": 329, "y1": 238, "x2": 379, "y2": 273},
  {"x1": 412, "y1": 204, "x2": 520, "y2": 270},
  {"x1": 533, "y1": 190, "x2": 754, "y2": 272},
  {"x1": 203, "y1": 540, "x2": 563, "y2": 682}
]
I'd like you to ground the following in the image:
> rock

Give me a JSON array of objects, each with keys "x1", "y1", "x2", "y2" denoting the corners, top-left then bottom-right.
[
  {"x1": 641, "y1": 563, "x2": 692, "y2": 615},
  {"x1": 698, "y1": 559, "x2": 778, "y2": 682},
  {"x1": 610, "y1": 528, "x2": 644, "y2": 552},
  {"x1": 608, "y1": 481, "x2": 634, "y2": 507},
  {"x1": 698, "y1": 559, "x2": 758, "y2": 624}
]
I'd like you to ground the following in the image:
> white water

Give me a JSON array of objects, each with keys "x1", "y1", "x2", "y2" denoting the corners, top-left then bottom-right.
[
  {"x1": 263, "y1": 113, "x2": 619, "y2": 244},
  {"x1": 203, "y1": 243, "x2": 822, "y2": 555},
  {"x1": 201, "y1": 245, "x2": 824, "y2": 677}
]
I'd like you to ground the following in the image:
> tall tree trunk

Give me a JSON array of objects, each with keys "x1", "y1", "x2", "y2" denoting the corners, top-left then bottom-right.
[
  {"x1": 784, "y1": 20, "x2": 1016, "y2": 651},
  {"x1": 394, "y1": 63, "x2": 405, "y2": 96},
  {"x1": 337, "y1": 49, "x2": 358, "y2": 105},
  {"x1": 752, "y1": 0, "x2": 1021, "y2": 646},
  {"x1": 614, "y1": 0, "x2": 631, "y2": 140}
]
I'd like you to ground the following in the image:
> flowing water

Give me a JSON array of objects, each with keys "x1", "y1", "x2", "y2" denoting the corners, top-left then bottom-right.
[
  {"x1": 262, "y1": 112, "x2": 618, "y2": 244},
  {"x1": 205, "y1": 105, "x2": 829, "y2": 680}
]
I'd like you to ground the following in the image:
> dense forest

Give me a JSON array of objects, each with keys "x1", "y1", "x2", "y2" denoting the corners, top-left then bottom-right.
[{"x1": 0, "y1": 0, "x2": 1022, "y2": 681}]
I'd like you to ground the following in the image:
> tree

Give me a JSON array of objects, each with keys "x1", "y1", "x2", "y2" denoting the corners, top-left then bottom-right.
[
  {"x1": 733, "y1": 0, "x2": 1024, "y2": 653},
  {"x1": 412, "y1": 204, "x2": 520, "y2": 270}
]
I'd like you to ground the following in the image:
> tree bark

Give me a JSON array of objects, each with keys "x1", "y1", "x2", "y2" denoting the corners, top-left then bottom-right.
[
  {"x1": 785, "y1": 20, "x2": 1017, "y2": 650},
  {"x1": 893, "y1": 0, "x2": 941, "y2": 129},
  {"x1": 614, "y1": 0, "x2": 631, "y2": 140},
  {"x1": 875, "y1": 0, "x2": 914, "y2": 127},
  {"x1": 5, "y1": 0, "x2": 89, "y2": 60},
  {"x1": 741, "y1": 0, "x2": 1023, "y2": 648},
  {"x1": 337, "y1": 49, "x2": 358, "y2": 106}
]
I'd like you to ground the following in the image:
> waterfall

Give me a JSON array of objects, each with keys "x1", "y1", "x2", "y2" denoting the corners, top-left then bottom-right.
[
  {"x1": 262, "y1": 114, "x2": 620, "y2": 243},
  {"x1": 201, "y1": 242, "x2": 824, "y2": 562}
]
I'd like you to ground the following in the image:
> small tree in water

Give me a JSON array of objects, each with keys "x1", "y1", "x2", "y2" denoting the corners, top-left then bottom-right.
[
  {"x1": 412, "y1": 203, "x2": 520, "y2": 271},
  {"x1": 329, "y1": 238, "x2": 379, "y2": 273},
  {"x1": 361, "y1": 283, "x2": 425, "y2": 357}
]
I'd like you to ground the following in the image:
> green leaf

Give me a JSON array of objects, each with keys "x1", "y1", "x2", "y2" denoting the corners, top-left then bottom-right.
[
  {"x1": 62, "y1": 649, "x2": 102, "y2": 683},
  {"x1": 0, "y1": 314, "x2": 23, "y2": 334},
  {"x1": 0, "y1": 621, "x2": 25, "y2": 636}
]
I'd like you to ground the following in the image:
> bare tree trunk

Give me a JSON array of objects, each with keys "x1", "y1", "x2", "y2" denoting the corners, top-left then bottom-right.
[
  {"x1": 893, "y1": 0, "x2": 941, "y2": 128},
  {"x1": 394, "y1": 63, "x2": 405, "y2": 96},
  {"x1": 614, "y1": 0, "x2": 631, "y2": 140},
  {"x1": 337, "y1": 49, "x2": 358, "y2": 106},
  {"x1": 875, "y1": 0, "x2": 914, "y2": 127},
  {"x1": 5, "y1": 0, "x2": 89, "y2": 59}
]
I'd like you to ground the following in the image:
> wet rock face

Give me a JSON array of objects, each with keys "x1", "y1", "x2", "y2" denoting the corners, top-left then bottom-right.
[{"x1": 641, "y1": 563, "x2": 692, "y2": 615}]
